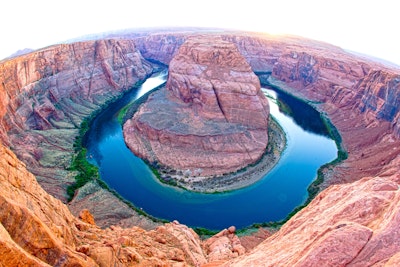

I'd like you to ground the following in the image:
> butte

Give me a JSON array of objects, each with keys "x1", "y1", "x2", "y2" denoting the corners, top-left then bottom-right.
[{"x1": 123, "y1": 37, "x2": 270, "y2": 180}]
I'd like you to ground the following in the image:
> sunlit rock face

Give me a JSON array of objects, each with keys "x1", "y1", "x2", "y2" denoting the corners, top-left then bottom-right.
[
  {"x1": 0, "y1": 143, "x2": 247, "y2": 266},
  {"x1": 123, "y1": 37, "x2": 270, "y2": 177}
]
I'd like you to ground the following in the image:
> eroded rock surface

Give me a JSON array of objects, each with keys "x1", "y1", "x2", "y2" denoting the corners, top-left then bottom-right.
[
  {"x1": 132, "y1": 32, "x2": 400, "y2": 187},
  {"x1": 2, "y1": 30, "x2": 400, "y2": 266},
  {"x1": 0, "y1": 143, "x2": 247, "y2": 266},
  {"x1": 124, "y1": 37, "x2": 269, "y2": 177},
  {"x1": 225, "y1": 168, "x2": 400, "y2": 266}
]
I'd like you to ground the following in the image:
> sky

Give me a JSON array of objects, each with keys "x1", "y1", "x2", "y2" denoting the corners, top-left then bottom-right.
[{"x1": 1, "y1": 0, "x2": 399, "y2": 65}]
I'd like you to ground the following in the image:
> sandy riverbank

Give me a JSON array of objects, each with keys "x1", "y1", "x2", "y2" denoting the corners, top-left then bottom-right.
[{"x1": 158, "y1": 117, "x2": 286, "y2": 193}]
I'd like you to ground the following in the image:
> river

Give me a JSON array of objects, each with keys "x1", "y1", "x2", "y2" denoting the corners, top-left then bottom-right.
[{"x1": 84, "y1": 71, "x2": 337, "y2": 230}]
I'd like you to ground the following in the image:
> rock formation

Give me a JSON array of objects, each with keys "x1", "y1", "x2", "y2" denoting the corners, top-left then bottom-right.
[
  {"x1": 133, "y1": 32, "x2": 400, "y2": 188},
  {"x1": 0, "y1": 39, "x2": 153, "y2": 200},
  {"x1": 0, "y1": 142, "x2": 247, "y2": 266},
  {"x1": 123, "y1": 37, "x2": 269, "y2": 177},
  {"x1": 225, "y1": 163, "x2": 400, "y2": 266},
  {"x1": 0, "y1": 39, "x2": 163, "y2": 229},
  {"x1": 1, "y1": 29, "x2": 400, "y2": 266}
]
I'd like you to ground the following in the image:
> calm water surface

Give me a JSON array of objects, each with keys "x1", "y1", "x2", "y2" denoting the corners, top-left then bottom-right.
[{"x1": 85, "y1": 72, "x2": 337, "y2": 230}]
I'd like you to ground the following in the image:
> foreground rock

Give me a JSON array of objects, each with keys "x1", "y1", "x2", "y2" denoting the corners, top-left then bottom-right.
[
  {"x1": 124, "y1": 37, "x2": 269, "y2": 178},
  {"x1": 0, "y1": 143, "x2": 247, "y2": 266},
  {"x1": 225, "y1": 160, "x2": 400, "y2": 266}
]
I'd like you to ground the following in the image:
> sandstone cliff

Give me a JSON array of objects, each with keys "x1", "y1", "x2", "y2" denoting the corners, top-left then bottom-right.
[
  {"x1": 1, "y1": 30, "x2": 400, "y2": 266},
  {"x1": 0, "y1": 39, "x2": 160, "y2": 228},
  {"x1": 0, "y1": 39, "x2": 153, "y2": 201},
  {"x1": 268, "y1": 44, "x2": 400, "y2": 186},
  {"x1": 124, "y1": 37, "x2": 269, "y2": 177}
]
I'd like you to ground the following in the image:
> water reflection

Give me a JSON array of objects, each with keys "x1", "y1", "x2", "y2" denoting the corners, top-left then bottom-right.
[{"x1": 267, "y1": 88, "x2": 330, "y2": 137}]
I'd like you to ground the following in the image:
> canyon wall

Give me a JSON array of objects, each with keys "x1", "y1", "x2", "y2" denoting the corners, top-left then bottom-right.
[
  {"x1": 0, "y1": 39, "x2": 158, "y2": 228},
  {"x1": 226, "y1": 158, "x2": 400, "y2": 266},
  {"x1": 268, "y1": 43, "x2": 400, "y2": 186},
  {"x1": 1, "y1": 30, "x2": 400, "y2": 266}
]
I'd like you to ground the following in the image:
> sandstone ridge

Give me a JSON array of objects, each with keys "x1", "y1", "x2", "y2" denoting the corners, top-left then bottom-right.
[{"x1": 124, "y1": 37, "x2": 270, "y2": 177}]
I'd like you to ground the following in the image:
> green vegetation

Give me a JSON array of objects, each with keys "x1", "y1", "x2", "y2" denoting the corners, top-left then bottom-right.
[
  {"x1": 66, "y1": 70, "x2": 173, "y2": 224},
  {"x1": 193, "y1": 227, "x2": 219, "y2": 238},
  {"x1": 118, "y1": 82, "x2": 166, "y2": 125},
  {"x1": 67, "y1": 70, "x2": 349, "y2": 235},
  {"x1": 65, "y1": 70, "x2": 161, "y2": 201},
  {"x1": 67, "y1": 115, "x2": 101, "y2": 201},
  {"x1": 66, "y1": 148, "x2": 99, "y2": 200},
  {"x1": 117, "y1": 104, "x2": 131, "y2": 124},
  {"x1": 306, "y1": 115, "x2": 348, "y2": 200},
  {"x1": 250, "y1": 73, "x2": 349, "y2": 232}
]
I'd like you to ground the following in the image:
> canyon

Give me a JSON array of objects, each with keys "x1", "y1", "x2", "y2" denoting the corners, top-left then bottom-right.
[
  {"x1": 123, "y1": 37, "x2": 270, "y2": 180},
  {"x1": 0, "y1": 29, "x2": 400, "y2": 266}
]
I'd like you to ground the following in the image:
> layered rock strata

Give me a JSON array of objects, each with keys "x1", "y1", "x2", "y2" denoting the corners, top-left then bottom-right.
[
  {"x1": 0, "y1": 39, "x2": 159, "y2": 228},
  {"x1": 124, "y1": 37, "x2": 269, "y2": 177},
  {"x1": 1, "y1": 30, "x2": 400, "y2": 266}
]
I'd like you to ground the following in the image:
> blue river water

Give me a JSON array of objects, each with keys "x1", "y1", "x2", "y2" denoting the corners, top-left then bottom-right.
[{"x1": 85, "y1": 72, "x2": 337, "y2": 230}]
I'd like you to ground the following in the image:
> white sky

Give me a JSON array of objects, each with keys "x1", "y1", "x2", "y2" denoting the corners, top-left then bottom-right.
[{"x1": 1, "y1": 0, "x2": 399, "y2": 65}]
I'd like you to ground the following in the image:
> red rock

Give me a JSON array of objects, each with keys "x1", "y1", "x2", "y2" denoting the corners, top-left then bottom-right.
[
  {"x1": 228, "y1": 226, "x2": 236, "y2": 234},
  {"x1": 0, "y1": 39, "x2": 153, "y2": 202},
  {"x1": 1, "y1": 30, "x2": 400, "y2": 267},
  {"x1": 0, "y1": 142, "x2": 245, "y2": 266},
  {"x1": 203, "y1": 227, "x2": 246, "y2": 263},
  {"x1": 0, "y1": 144, "x2": 97, "y2": 266},
  {"x1": 79, "y1": 209, "x2": 96, "y2": 225},
  {"x1": 224, "y1": 175, "x2": 400, "y2": 266},
  {"x1": 124, "y1": 37, "x2": 269, "y2": 177},
  {"x1": 238, "y1": 228, "x2": 272, "y2": 251}
]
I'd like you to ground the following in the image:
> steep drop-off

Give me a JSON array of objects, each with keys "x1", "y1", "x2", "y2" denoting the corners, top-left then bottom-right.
[
  {"x1": 124, "y1": 37, "x2": 269, "y2": 178},
  {"x1": 1, "y1": 30, "x2": 400, "y2": 266},
  {"x1": 0, "y1": 39, "x2": 159, "y2": 228}
]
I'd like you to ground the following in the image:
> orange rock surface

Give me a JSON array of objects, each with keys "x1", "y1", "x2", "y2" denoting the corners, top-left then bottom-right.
[
  {"x1": 0, "y1": 142, "x2": 247, "y2": 266},
  {"x1": 225, "y1": 166, "x2": 400, "y2": 266}
]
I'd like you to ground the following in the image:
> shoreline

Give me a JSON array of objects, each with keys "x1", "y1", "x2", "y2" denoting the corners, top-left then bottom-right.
[{"x1": 156, "y1": 117, "x2": 287, "y2": 193}]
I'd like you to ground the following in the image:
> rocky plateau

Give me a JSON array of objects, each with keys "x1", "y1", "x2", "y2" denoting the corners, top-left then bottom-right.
[
  {"x1": 0, "y1": 29, "x2": 400, "y2": 266},
  {"x1": 123, "y1": 37, "x2": 270, "y2": 178}
]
